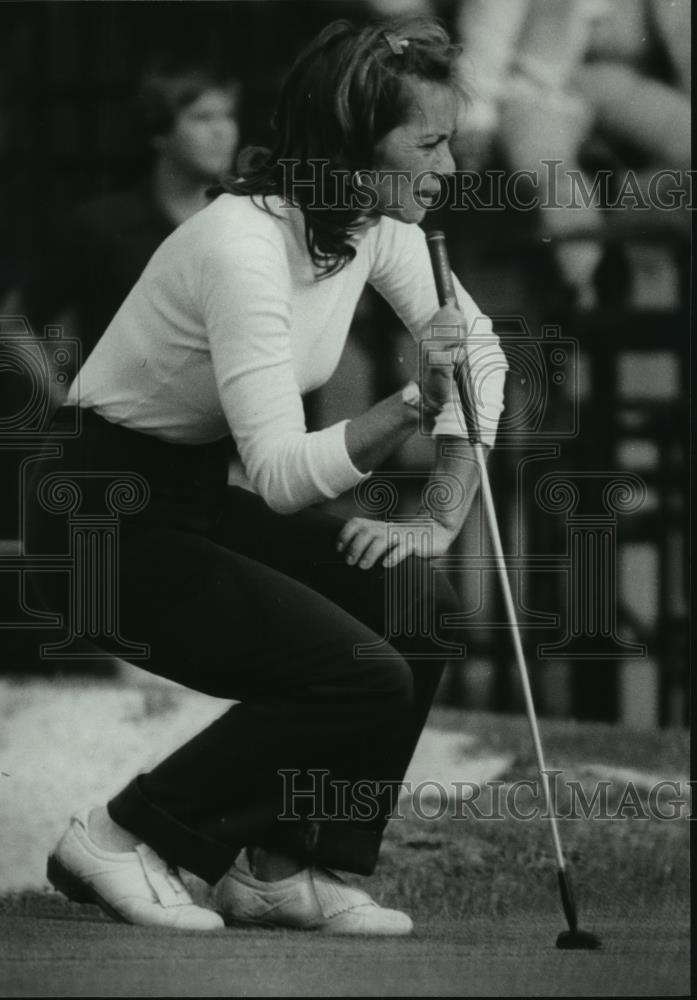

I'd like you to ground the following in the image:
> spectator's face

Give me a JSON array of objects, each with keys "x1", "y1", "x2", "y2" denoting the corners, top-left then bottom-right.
[
  {"x1": 160, "y1": 87, "x2": 239, "y2": 180},
  {"x1": 369, "y1": 79, "x2": 457, "y2": 224}
]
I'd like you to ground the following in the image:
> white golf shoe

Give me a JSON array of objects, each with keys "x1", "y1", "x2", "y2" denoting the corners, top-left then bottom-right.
[
  {"x1": 47, "y1": 810, "x2": 224, "y2": 931},
  {"x1": 216, "y1": 862, "x2": 413, "y2": 936}
]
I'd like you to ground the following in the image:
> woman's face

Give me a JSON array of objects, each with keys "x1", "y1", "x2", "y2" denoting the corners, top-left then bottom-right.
[{"x1": 367, "y1": 79, "x2": 458, "y2": 224}]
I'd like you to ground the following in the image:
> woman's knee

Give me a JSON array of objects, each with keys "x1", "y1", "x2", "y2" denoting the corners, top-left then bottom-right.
[
  {"x1": 343, "y1": 654, "x2": 414, "y2": 717},
  {"x1": 374, "y1": 656, "x2": 414, "y2": 710}
]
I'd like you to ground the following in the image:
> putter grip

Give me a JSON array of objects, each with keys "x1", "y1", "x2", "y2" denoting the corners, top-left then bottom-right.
[
  {"x1": 425, "y1": 231, "x2": 482, "y2": 444},
  {"x1": 426, "y1": 231, "x2": 457, "y2": 307}
]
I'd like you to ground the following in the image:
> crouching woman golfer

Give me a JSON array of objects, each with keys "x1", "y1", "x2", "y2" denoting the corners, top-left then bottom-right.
[{"x1": 29, "y1": 19, "x2": 507, "y2": 935}]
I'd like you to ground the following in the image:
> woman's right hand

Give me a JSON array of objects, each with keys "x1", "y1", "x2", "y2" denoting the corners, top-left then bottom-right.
[
  {"x1": 419, "y1": 304, "x2": 467, "y2": 413},
  {"x1": 337, "y1": 515, "x2": 458, "y2": 570}
]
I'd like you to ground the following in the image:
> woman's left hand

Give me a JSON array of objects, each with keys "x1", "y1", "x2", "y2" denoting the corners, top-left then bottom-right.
[{"x1": 336, "y1": 516, "x2": 458, "y2": 570}]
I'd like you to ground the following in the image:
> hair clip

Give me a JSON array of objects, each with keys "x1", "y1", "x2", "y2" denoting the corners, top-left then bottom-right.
[{"x1": 384, "y1": 32, "x2": 410, "y2": 56}]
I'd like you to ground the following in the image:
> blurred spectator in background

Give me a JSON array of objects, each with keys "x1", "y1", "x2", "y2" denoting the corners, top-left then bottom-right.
[
  {"x1": 0, "y1": 56, "x2": 240, "y2": 533},
  {"x1": 11, "y1": 57, "x2": 240, "y2": 374},
  {"x1": 451, "y1": 0, "x2": 690, "y2": 307}
]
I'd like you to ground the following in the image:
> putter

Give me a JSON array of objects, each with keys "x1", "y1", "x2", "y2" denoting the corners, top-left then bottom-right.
[{"x1": 426, "y1": 231, "x2": 601, "y2": 951}]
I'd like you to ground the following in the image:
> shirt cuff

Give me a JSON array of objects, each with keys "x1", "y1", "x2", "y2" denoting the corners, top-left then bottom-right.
[
  {"x1": 432, "y1": 399, "x2": 468, "y2": 439},
  {"x1": 313, "y1": 419, "x2": 372, "y2": 499},
  {"x1": 432, "y1": 397, "x2": 503, "y2": 447}
]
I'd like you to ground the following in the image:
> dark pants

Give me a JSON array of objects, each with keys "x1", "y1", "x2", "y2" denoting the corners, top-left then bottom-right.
[{"x1": 27, "y1": 408, "x2": 463, "y2": 884}]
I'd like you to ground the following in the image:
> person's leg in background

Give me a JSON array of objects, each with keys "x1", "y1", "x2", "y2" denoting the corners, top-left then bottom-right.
[
  {"x1": 573, "y1": 61, "x2": 691, "y2": 234},
  {"x1": 498, "y1": 78, "x2": 602, "y2": 307}
]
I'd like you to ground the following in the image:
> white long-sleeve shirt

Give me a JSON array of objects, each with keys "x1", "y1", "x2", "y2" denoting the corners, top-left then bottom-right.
[{"x1": 68, "y1": 193, "x2": 508, "y2": 514}]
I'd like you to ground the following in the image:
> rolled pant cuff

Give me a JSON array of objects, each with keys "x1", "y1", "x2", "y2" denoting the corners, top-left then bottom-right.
[
  {"x1": 109, "y1": 778, "x2": 385, "y2": 884},
  {"x1": 108, "y1": 776, "x2": 237, "y2": 885},
  {"x1": 309, "y1": 822, "x2": 383, "y2": 876},
  {"x1": 259, "y1": 821, "x2": 383, "y2": 877}
]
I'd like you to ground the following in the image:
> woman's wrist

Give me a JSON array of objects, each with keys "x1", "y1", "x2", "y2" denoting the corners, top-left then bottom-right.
[{"x1": 345, "y1": 388, "x2": 420, "y2": 474}]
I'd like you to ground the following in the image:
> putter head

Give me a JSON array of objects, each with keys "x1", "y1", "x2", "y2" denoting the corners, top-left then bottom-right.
[{"x1": 556, "y1": 929, "x2": 602, "y2": 950}]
